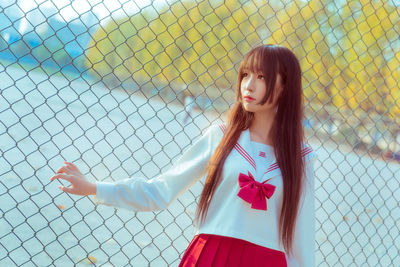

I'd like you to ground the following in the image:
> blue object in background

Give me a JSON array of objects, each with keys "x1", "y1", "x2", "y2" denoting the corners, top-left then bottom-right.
[{"x1": 304, "y1": 118, "x2": 313, "y2": 129}]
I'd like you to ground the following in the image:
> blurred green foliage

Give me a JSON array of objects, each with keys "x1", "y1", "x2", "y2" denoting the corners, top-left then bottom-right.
[{"x1": 85, "y1": 0, "x2": 399, "y2": 122}]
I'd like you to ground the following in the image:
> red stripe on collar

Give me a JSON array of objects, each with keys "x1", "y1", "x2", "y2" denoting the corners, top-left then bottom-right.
[
  {"x1": 218, "y1": 124, "x2": 256, "y2": 170},
  {"x1": 264, "y1": 146, "x2": 314, "y2": 175}
]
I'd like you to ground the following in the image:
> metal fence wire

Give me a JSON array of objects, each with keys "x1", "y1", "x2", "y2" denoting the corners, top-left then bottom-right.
[{"x1": 1, "y1": 0, "x2": 400, "y2": 266}]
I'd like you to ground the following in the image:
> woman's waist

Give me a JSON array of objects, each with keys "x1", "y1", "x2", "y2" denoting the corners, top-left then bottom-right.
[{"x1": 195, "y1": 225, "x2": 284, "y2": 253}]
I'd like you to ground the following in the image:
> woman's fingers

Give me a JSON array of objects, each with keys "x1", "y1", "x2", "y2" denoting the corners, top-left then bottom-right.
[
  {"x1": 55, "y1": 162, "x2": 81, "y2": 176},
  {"x1": 63, "y1": 162, "x2": 75, "y2": 172},
  {"x1": 50, "y1": 173, "x2": 72, "y2": 183},
  {"x1": 64, "y1": 161, "x2": 79, "y2": 171},
  {"x1": 58, "y1": 185, "x2": 74, "y2": 194},
  {"x1": 56, "y1": 166, "x2": 68, "y2": 174}
]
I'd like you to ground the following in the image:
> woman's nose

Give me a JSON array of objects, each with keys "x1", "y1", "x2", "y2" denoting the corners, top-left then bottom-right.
[{"x1": 244, "y1": 76, "x2": 255, "y2": 91}]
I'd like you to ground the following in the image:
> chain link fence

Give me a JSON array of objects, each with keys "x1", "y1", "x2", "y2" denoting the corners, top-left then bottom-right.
[{"x1": 1, "y1": 0, "x2": 399, "y2": 266}]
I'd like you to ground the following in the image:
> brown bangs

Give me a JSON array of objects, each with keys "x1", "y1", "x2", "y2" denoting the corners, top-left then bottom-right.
[
  {"x1": 239, "y1": 48, "x2": 264, "y2": 75},
  {"x1": 237, "y1": 45, "x2": 281, "y2": 105}
]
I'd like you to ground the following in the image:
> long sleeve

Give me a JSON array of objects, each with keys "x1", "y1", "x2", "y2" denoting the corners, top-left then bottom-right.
[
  {"x1": 94, "y1": 124, "x2": 221, "y2": 211},
  {"x1": 286, "y1": 151, "x2": 317, "y2": 267}
]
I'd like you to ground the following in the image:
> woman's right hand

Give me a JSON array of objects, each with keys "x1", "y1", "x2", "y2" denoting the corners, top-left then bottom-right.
[{"x1": 50, "y1": 161, "x2": 97, "y2": 196}]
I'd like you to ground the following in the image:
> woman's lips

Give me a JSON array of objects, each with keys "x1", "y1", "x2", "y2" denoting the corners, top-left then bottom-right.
[{"x1": 244, "y1": 96, "x2": 255, "y2": 102}]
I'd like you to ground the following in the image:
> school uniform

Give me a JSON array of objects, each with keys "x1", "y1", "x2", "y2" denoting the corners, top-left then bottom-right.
[{"x1": 94, "y1": 124, "x2": 317, "y2": 267}]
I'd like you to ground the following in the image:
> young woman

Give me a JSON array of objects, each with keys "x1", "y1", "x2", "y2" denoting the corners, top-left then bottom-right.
[{"x1": 50, "y1": 44, "x2": 317, "y2": 267}]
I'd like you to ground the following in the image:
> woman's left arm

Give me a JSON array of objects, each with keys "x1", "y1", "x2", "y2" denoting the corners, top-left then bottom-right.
[{"x1": 287, "y1": 151, "x2": 317, "y2": 267}]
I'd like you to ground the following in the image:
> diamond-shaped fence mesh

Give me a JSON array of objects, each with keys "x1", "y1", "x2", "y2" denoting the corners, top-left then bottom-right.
[{"x1": 0, "y1": 0, "x2": 399, "y2": 266}]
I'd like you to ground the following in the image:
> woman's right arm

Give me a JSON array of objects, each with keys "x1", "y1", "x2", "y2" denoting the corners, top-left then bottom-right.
[{"x1": 50, "y1": 124, "x2": 222, "y2": 212}]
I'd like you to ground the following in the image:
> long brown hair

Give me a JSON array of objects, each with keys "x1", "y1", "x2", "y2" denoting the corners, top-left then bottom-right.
[{"x1": 195, "y1": 44, "x2": 306, "y2": 254}]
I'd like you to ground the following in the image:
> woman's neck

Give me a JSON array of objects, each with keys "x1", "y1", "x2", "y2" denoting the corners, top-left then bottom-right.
[{"x1": 249, "y1": 112, "x2": 275, "y2": 146}]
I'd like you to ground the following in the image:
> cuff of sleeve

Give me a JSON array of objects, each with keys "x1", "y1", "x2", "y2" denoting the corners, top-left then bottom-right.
[{"x1": 93, "y1": 181, "x2": 115, "y2": 205}]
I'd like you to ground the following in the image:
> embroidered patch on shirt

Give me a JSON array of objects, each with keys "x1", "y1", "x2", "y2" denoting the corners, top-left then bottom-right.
[{"x1": 259, "y1": 151, "x2": 266, "y2": 158}]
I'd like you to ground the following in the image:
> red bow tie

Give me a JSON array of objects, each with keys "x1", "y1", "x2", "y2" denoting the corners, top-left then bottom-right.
[{"x1": 237, "y1": 172, "x2": 276, "y2": 210}]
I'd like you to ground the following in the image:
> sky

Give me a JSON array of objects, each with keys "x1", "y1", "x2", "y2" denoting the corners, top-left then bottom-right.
[
  {"x1": 8, "y1": 0, "x2": 172, "y2": 33},
  {"x1": 18, "y1": 0, "x2": 169, "y2": 20}
]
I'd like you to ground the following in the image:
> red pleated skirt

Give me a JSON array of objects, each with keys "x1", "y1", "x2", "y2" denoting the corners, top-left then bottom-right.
[{"x1": 179, "y1": 234, "x2": 287, "y2": 267}]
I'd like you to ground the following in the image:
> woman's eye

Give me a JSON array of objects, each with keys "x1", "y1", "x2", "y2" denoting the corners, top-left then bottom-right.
[
  {"x1": 258, "y1": 75, "x2": 264, "y2": 79},
  {"x1": 242, "y1": 73, "x2": 248, "y2": 77}
]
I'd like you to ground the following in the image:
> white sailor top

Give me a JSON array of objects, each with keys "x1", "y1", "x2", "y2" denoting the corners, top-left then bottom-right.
[{"x1": 95, "y1": 123, "x2": 317, "y2": 267}]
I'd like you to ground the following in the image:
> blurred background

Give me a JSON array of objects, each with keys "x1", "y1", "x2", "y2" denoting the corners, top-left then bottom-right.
[{"x1": 0, "y1": 0, "x2": 399, "y2": 266}]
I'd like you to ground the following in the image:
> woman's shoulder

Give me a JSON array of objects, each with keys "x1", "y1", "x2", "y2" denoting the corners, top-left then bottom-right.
[{"x1": 203, "y1": 122, "x2": 227, "y2": 136}]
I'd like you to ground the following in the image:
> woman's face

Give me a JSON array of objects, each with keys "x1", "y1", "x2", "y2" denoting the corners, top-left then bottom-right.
[{"x1": 240, "y1": 69, "x2": 283, "y2": 114}]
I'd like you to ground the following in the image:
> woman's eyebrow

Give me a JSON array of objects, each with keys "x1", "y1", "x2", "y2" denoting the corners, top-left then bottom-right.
[{"x1": 242, "y1": 69, "x2": 264, "y2": 75}]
